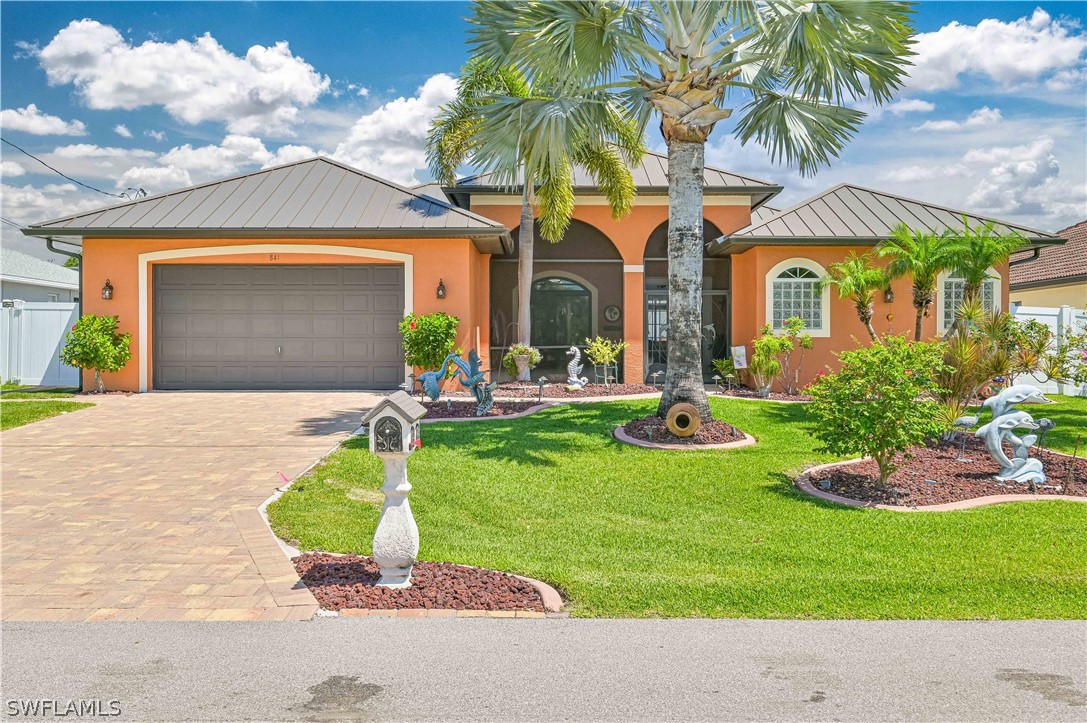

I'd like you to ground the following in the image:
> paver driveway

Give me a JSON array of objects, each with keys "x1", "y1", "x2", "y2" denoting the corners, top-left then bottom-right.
[{"x1": 1, "y1": 391, "x2": 383, "y2": 621}]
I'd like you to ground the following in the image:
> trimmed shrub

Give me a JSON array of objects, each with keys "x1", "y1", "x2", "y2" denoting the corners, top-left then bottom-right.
[
  {"x1": 60, "y1": 315, "x2": 132, "y2": 393},
  {"x1": 806, "y1": 335, "x2": 948, "y2": 484},
  {"x1": 399, "y1": 312, "x2": 460, "y2": 371}
]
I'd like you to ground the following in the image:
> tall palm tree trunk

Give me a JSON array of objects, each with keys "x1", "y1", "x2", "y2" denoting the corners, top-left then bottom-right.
[
  {"x1": 516, "y1": 196, "x2": 534, "y2": 346},
  {"x1": 657, "y1": 138, "x2": 712, "y2": 420},
  {"x1": 911, "y1": 286, "x2": 929, "y2": 342}
]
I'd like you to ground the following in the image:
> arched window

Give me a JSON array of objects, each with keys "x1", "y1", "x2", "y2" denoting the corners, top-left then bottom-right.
[
  {"x1": 531, "y1": 276, "x2": 593, "y2": 347},
  {"x1": 765, "y1": 259, "x2": 830, "y2": 337},
  {"x1": 938, "y1": 268, "x2": 1001, "y2": 332}
]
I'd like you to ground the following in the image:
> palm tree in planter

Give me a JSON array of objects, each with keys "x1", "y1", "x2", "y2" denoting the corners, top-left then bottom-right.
[
  {"x1": 820, "y1": 252, "x2": 888, "y2": 343},
  {"x1": 468, "y1": 0, "x2": 914, "y2": 420},
  {"x1": 942, "y1": 218, "x2": 1027, "y2": 340},
  {"x1": 877, "y1": 224, "x2": 958, "y2": 341},
  {"x1": 426, "y1": 58, "x2": 644, "y2": 351}
]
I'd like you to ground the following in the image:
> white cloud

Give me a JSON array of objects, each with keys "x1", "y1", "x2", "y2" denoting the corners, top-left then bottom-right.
[
  {"x1": 262, "y1": 144, "x2": 319, "y2": 168},
  {"x1": 887, "y1": 99, "x2": 935, "y2": 115},
  {"x1": 0, "y1": 182, "x2": 103, "y2": 244},
  {"x1": 116, "y1": 165, "x2": 193, "y2": 192},
  {"x1": 113, "y1": 124, "x2": 133, "y2": 138},
  {"x1": 357, "y1": 87, "x2": 370, "y2": 98},
  {"x1": 145, "y1": 130, "x2": 167, "y2": 142},
  {"x1": 1, "y1": 161, "x2": 26, "y2": 177},
  {"x1": 332, "y1": 73, "x2": 456, "y2": 185},
  {"x1": 879, "y1": 163, "x2": 972, "y2": 184},
  {"x1": 908, "y1": 9, "x2": 1087, "y2": 92},
  {"x1": 964, "y1": 137, "x2": 1074, "y2": 218},
  {"x1": 160, "y1": 134, "x2": 272, "y2": 178},
  {"x1": 914, "y1": 106, "x2": 1003, "y2": 132},
  {"x1": 34, "y1": 20, "x2": 330, "y2": 135},
  {"x1": 0, "y1": 104, "x2": 86, "y2": 135}
]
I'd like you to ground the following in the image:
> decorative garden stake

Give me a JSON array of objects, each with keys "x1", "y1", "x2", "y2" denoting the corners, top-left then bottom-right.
[
  {"x1": 361, "y1": 391, "x2": 427, "y2": 588},
  {"x1": 566, "y1": 346, "x2": 588, "y2": 389},
  {"x1": 975, "y1": 385, "x2": 1054, "y2": 485}
]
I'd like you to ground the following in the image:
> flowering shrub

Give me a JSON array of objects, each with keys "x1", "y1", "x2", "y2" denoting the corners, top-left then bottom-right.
[
  {"x1": 399, "y1": 312, "x2": 460, "y2": 371},
  {"x1": 502, "y1": 343, "x2": 542, "y2": 376},
  {"x1": 59, "y1": 315, "x2": 132, "y2": 393},
  {"x1": 806, "y1": 335, "x2": 949, "y2": 484}
]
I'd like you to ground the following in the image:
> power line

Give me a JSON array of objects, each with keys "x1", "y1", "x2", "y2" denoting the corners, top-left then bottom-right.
[
  {"x1": 0, "y1": 215, "x2": 24, "y2": 230},
  {"x1": 1, "y1": 136, "x2": 127, "y2": 199}
]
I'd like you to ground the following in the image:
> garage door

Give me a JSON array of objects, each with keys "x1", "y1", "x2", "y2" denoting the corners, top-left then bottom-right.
[{"x1": 153, "y1": 264, "x2": 405, "y2": 390}]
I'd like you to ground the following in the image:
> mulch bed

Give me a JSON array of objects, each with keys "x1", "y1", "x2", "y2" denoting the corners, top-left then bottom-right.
[
  {"x1": 807, "y1": 436, "x2": 1087, "y2": 506},
  {"x1": 294, "y1": 553, "x2": 545, "y2": 612},
  {"x1": 715, "y1": 387, "x2": 811, "y2": 402},
  {"x1": 422, "y1": 400, "x2": 540, "y2": 419},
  {"x1": 450, "y1": 382, "x2": 658, "y2": 399},
  {"x1": 623, "y1": 414, "x2": 747, "y2": 446}
]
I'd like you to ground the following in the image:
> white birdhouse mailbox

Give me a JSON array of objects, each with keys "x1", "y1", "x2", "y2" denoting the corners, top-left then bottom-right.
[
  {"x1": 363, "y1": 391, "x2": 426, "y2": 458},
  {"x1": 361, "y1": 391, "x2": 428, "y2": 588}
]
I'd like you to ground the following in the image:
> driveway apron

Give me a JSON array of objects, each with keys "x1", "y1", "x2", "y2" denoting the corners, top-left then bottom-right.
[{"x1": 1, "y1": 392, "x2": 382, "y2": 621}]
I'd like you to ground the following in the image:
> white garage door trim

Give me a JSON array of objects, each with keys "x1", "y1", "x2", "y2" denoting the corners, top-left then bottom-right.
[{"x1": 139, "y1": 244, "x2": 414, "y2": 392}]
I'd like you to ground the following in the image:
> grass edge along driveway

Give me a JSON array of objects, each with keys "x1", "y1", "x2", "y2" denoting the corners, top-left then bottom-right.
[
  {"x1": 1, "y1": 400, "x2": 94, "y2": 430},
  {"x1": 269, "y1": 396, "x2": 1087, "y2": 619}
]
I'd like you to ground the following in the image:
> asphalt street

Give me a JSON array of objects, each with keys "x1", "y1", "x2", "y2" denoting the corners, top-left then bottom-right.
[{"x1": 2, "y1": 619, "x2": 1085, "y2": 721}]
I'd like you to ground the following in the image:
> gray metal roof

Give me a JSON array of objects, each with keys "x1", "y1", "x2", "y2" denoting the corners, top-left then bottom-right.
[
  {"x1": 0, "y1": 247, "x2": 79, "y2": 289},
  {"x1": 447, "y1": 149, "x2": 782, "y2": 205},
  {"x1": 23, "y1": 157, "x2": 511, "y2": 252},
  {"x1": 710, "y1": 183, "x2": 1062, "y2": 255},
  {"x1": 749, "y1": 204, "x2": 780, "y2": 226}
]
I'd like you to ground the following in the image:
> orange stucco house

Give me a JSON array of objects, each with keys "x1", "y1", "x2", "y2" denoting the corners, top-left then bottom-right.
[{"x1": 23, "y1": 154, "x2": 1061, "y2": 392}]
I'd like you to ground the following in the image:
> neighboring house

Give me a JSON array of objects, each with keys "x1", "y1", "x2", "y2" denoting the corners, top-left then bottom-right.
[
  {"x1": 1010, "y1": 219, "x2": 1086, "y2": 308},
  {"x1": 22, "y1": 155, "x2": 1061, "y2": 393},
  {"x1": 1, "y1": 248, "x2": 79, "y2": 303}
]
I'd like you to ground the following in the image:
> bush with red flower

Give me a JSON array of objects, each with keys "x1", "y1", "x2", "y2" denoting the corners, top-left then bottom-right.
[{"x1": 399, "y1": 312, "x2": 460, "y2": 373}]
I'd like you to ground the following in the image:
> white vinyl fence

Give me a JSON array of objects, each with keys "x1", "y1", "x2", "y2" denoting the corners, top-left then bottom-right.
[
  {"x1": 1, "y1": 300, "x2": 80, "y2": 387},
  {"x1": 1010, "y1": 303, "x2": 1087, "y2": 397}
]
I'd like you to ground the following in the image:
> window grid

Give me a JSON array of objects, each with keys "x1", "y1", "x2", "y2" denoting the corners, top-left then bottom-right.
[
  {"x1": 942, "y1": 279, "x2": 996, "y2": 329},
  {"x1": 771, "y1": 267, "x2": 822, "y2": 330}
]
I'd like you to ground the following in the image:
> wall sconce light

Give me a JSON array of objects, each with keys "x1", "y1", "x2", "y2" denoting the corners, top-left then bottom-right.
[
  {"x1": 102, "y1": 279, "x2": 114, "y2": 300},
  {"x1": 436, "y1": 279, "x2": 446, "y2": 299},
  {"x1": 884, "y1": 287, "x2": 894, "y2": 303}
]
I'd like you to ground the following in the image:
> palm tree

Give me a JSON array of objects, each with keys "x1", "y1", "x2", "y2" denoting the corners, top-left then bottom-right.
[
  {"x1": 942, "y1": 218, "x2": 1027, "y2": 340},
  {"x1": 877, "y1": 224, "x2": 957, "y2": 341},
  {"x1": 468, "y1": 0, "x2": 914, "y2": 419},
  {"x1": 426, "y1": 58, "x2": 644, "y2": 350},
  {"x1": 820, "y1": 252, "x2": 888, "y2": 343}
]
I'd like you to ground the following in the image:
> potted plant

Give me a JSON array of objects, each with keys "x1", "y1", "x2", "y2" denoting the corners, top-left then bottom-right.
[
  {"x1": 584, "y1": 336, "x2": 628, "y2": 387},
  {"x1": 749, "y1": 330, "x2": 785, "y2": 398},
  {"x1": 503, "y1": 342, "x2": 541, "y2": 381},
  {"x1": 59, "y1": 314, "x2": 132, "y2": 393}
]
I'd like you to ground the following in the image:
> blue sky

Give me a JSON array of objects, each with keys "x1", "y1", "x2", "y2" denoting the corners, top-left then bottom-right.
[{"x1": 2, "y1": 1, "x2": 1085, "y2": 259}]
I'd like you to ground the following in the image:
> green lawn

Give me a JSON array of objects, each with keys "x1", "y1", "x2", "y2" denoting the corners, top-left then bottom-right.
[
  {"x1": 0, "y1": 387, "x2": 78, "y2": 399},
  {"x1": 0, "y1": 400, "x2": 94, "y2": 430},
  {"x1": 268, "y1": 396, "x2": 1087, "y2": 619},
  {"x1": 1033, "y1": 394, "x2": 1087, "y2": 454}
]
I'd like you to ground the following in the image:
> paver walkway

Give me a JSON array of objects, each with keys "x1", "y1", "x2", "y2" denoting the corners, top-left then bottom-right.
[{"x1": 1, "y1": 391, "x2": 383, "y2": 621}]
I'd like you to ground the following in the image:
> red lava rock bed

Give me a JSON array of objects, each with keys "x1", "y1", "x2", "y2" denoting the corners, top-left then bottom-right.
[
  {"x1": 294, "y1": 553, "x2": 545, "y2": 612},
  {"x1": 422, "y1": 400, "x2": 540, "y2": 419},
  {"x1": 622, "y1": 414, "x2": 747, "y2": 446},
  {"x1": 807, "y1": 436, "x2": 1087, "y2": 506},
  {"x1": 451, "y1": 382, "x2": 658, "y2": 399}
]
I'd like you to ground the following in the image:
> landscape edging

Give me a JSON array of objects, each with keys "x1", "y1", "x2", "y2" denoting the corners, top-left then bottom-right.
[
  {"x1": 613, "y1": 424, "x2": 757, "y2": 451},
  {"x1": 795, "y1": 457, "x2": 1087, "y2": 512}
]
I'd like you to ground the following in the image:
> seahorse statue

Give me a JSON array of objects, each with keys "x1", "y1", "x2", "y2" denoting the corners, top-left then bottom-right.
[{"x1": 566, "y1": 346, "x2": 588, "y2": 388}]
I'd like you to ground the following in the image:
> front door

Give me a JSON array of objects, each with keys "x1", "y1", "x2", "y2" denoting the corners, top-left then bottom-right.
[{"x1": 644, "y1": 290, "x2": 730, "y2": 382}]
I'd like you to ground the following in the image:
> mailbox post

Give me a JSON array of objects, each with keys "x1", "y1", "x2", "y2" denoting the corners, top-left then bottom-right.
[{"x1": 361, "y1": 391, "x2": 427, "y2": 588}]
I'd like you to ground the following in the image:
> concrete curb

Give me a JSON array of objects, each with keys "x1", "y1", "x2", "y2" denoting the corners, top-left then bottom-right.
[
  {"x1": 612, "y1": 424, "x2": 757, "y2": 451},
  {"x1": 419, "y1": 402, "x2": 556, "y2": 424},
  {"x1": 795, "y1": 457, "x2": 1087, "y2": 512}
]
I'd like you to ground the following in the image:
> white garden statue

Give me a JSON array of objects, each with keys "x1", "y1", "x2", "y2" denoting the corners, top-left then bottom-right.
[
  {"x1": 361, "y1": 391, "x2": 427, "y2": 587},
  {"x1": 974, "y1": 385, "x2": 1053, "y2": 486},
  {"x1": 566, "y1": 346, "x2": 588, "y2": 389}
]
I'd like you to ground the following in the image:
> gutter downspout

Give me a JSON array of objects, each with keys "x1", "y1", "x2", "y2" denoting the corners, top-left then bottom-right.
[
  {"x1": 44, "y1": 236, "x2": 83, "y2": 392},
  {"x1": 1009, "y1": 246, "x2": 1041, "y2": 267}
]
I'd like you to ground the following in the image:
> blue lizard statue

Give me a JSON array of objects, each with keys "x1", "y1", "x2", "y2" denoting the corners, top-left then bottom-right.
[{"x1": 415, "y1": 349, "x2": 497, "y2": 416}]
